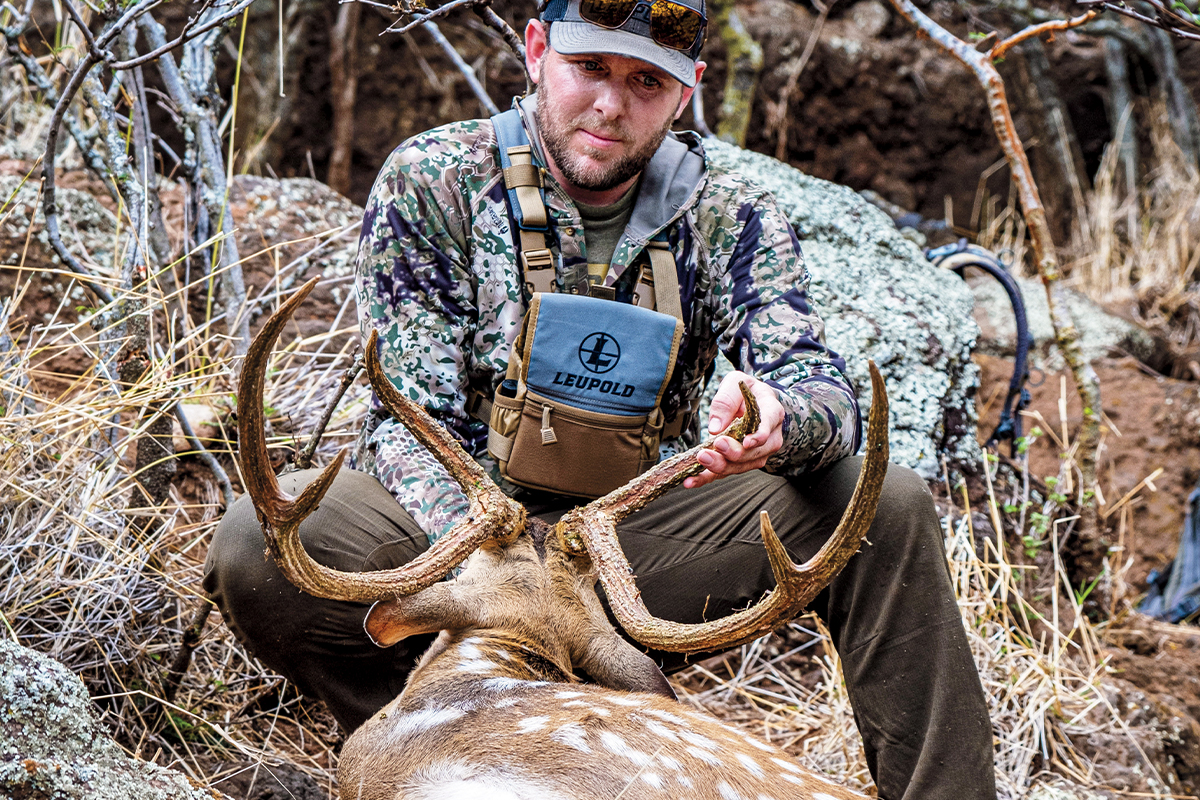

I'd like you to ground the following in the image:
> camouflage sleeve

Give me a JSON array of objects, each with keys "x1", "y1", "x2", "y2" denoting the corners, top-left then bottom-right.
[
  {"x1": 353, "y1": 126, "x2": 482, "y2": 545},
  {"x1": 712, "y1": 192, "x2": 862, "y2": 478}
]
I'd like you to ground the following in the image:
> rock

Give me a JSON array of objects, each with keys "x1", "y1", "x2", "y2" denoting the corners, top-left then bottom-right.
[
  {"x1": 706, "y1": 140, "x2": 981, "y2": 478},
  {"x1": 0, "y1": 638, "x2": 230, "y2": 800},
  {"x1": 969, "y1": 273, "x2": 1157, "y2": 369}
]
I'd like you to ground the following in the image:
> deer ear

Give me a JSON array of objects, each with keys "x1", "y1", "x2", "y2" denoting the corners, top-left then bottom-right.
[
  {"x1": 364, "y1": 599, "x2": 442, "y2": 647},
  {"x1": 577, "y1": 633, "x2": 676, "y2": 700},
  {"x1": 363, "y1": 583, "x2": 480, "y2": 647}
]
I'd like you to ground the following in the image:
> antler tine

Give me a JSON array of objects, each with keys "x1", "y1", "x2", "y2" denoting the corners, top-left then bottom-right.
[
  {"x1": 239, "y1": 279, "x2": 525, "y2": 606},
  {"x1": 362, "y1": 328, "x2": 527, "y2": 546},
  {"x1": 560, "y1": 362, "x2": 890, "y2": 654}
]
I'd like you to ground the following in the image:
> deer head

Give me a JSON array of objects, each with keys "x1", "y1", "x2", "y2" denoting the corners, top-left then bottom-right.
[{"x1": 238, "y1": 278, "x2": 889, "y2": 799}]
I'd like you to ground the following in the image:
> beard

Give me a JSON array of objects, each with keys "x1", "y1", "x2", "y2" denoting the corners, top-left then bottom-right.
[{"x1": 536, "y1": 67, "x2": 676, "y2": 193}]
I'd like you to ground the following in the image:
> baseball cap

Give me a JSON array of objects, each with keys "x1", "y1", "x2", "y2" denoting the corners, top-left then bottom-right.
[{"x1": 540, "y1": 0, "x2": 707, "y2": 87}]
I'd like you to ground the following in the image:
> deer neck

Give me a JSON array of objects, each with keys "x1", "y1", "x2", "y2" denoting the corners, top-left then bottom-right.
[{"x1": 399, "y1": 630, "x2": 577, "y2": 710}]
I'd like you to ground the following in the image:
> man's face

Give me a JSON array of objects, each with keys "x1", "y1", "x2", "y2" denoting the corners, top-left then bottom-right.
[{"x1": 525, "y1": 21, "x2": 704, "y2": 203}]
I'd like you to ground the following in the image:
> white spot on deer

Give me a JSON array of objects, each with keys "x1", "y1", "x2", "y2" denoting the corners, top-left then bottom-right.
[
  {"x1": 644, "y1": 708, "x2": 689, "y2": 726},
  {"x1": 603, "y1": 695, "x2": 644, "y2": 707},
  {"x1": 517, "y1": 716, "x2": 549, "y2": 733},
  {"x1": 718, "y1": 783, "x2": 745, "y2": 800},
  {"x1": 771, "y1": 757, "x2": 803, "y2": 774},
  {"x1": 459, "y1": 658, "x2": 499, "y2": 674},
  {"x1": 600, "y1": 732, "x2": 653, "y2": 766},
  {"x1": 814, "y1": 793, "x2": 843, "y2": 799},
  {"x1": 756, "y1": 795, "x2": 779, "y2": 800},
  {"x1": 679, "y1": 730, "x2": 718, "y2": 750},
  {"x1": 484, "y1": 677, "x2": 527, "y2": 691},
  {"x1": 658, "y1": 754, "x2": 682, "y2": 772},
  {"x1": 495, "y1": 697, "x2": 520, "y2": 708},
  {"x1": 736, "y1": 753, "x2": 765, "y2": 778},
  {"x1": 685, "y1": 746, "x2": 722, "y2": 767},
  {"x1": 589, "y1": 706, "x2": 611, "y2": 717},
  {"x1": 550, "y1": 722, "x2": 592, "y2": 753},
  {"x1": 387, "y1": 707, "x2": 465, "y2": 744},
  {"x1": 555, "y1": 691, "x2": 585, "y2": 699},
  {"x1": 780, "y1": 773, "x2": 806, "y2": 786},
  {"x1": 562, "y1": 700, "x2": 589, "y2": 709},
  {"x1": 743, "y1": 735, "x2": 774, "y2": 752},
  {"x1": 678, "y1": 774, "x2": 694, "y2": 789},
  {"x1": 404, "y1": 758, "x2": 574, "y2": 800},
  {"x1": 641, "y1": 772, "x2": 664, "y2": 789},
  {"x1": 457, "y1": 642, "x2": 483, "y2": 660},
  {"x1": 644, "y1": 720, "x2": 680, "y2": 741}
]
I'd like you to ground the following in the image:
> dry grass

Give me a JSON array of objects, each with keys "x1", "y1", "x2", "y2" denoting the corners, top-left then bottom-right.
[
  {"x1": 0, "y1": 264, "x2": 366, "y2": 792},
  {"x1": 1065, "y1": 100, "x2": 1200, "y2": 341}
]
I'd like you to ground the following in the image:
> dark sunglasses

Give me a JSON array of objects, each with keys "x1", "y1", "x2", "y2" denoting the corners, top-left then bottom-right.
[{"x1": 578, "y1": 0, "x2": 705, "y2": 56}]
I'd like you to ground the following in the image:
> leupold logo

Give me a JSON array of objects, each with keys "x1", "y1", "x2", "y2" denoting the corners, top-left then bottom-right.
[{"x1": 578, "y1": 332, "x2": 621, "y2": 374}]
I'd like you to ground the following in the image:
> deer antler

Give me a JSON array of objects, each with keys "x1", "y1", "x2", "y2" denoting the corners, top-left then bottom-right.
[
  {"x1": 557, "y1": 363, "x2": 890, "y2": 653},
  {"x1": 239, "y1": 278, "x2": 526, "y2": 604}
]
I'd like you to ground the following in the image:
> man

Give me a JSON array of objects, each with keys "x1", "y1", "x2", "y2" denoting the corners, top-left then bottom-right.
[{"x1": 205, "y1": 2, "x2": 996, "y2": 797}]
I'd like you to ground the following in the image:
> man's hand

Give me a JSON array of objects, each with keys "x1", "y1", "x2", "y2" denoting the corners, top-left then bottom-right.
[{"x1": 684, "y1": 371, "x2": 785, "y2": 489}]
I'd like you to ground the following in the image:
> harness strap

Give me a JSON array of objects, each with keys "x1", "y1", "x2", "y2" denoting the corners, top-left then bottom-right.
[{"x1": 637, "y1": 239, "x2": 682, "y2": 322}]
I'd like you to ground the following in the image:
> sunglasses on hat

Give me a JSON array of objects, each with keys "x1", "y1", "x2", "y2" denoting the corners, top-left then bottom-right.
[{"x1": 543, "y1": 0, "x2": 706, "y2": 61}]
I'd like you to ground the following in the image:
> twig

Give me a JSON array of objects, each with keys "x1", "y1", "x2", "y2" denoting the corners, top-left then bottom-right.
[
  {"x1": 386, "y1": 0, "x2": 481, "y2": 34},
  {"x1": 61, "y1": 0, "x2": 102, "y2": 57},
  {"x1": 293, "y1": 350, "x2": 363, "y2": 471},
  {"x1": 471, "y1": 3, "x2": 529, "y2": 90},
  {"x1": 990, "y1": 10, "x2": 1098, "y2": 61},
  {"x1": 422, "y1": 20, "x2": 501, "y2": 116},
  {"x1": 107, "y1": 0, "x2": 255, "y2": 71},
  {"x1": 161, "y1": 598, "x2": 215, "y2": 704},
  {"x1": 173, "y1": 402, "x2": 235, "y2": 508},
  {"x1": 39, "y1": 50, "x2": 115, "y2": 306},
  {"x1": 1076, "y1": 0, "x2": 1200, "y2": 41}
]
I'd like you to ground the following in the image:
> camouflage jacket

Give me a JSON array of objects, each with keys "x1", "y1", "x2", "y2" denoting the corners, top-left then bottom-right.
[{"x1": 353, "y1": 95, "x2": 860, "y2": 544}]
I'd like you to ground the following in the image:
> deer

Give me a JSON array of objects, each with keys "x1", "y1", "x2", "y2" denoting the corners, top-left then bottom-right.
[{"x1": 238, "y1": 277, "x2": 889, "y2": 800}]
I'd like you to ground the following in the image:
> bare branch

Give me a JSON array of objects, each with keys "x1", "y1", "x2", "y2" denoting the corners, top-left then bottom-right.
[
  {"x1": 421, "y1": 20, "x2": 501, "y2": 116},
  {"x1": 294, "y1": 350, "x2": 363, "y2": 471},
  {"x1": 40, "y1": 51, "x2": 115, "y2": 306},
  {"x1": 173, "y1": 402, "x2": 235, "y2": 508},
  {"x1": 990, "y1": 9, "x2": 1098, "y2": 60},
  {"x1": 1076, "y1": 0, "x2": 1200, "y2": 41},
  {"x1": 471, "y1": 4, "x2": 530, "y2": 91},
  {"x1": 386, "y1": 0, "x2": 481, "y2": 35},
  {"x1": 107, "y1": 0, "x2": 256, "y2": 70},
  {"x1": 61, "y1": 0, "x2": 101, "y2": 55}
]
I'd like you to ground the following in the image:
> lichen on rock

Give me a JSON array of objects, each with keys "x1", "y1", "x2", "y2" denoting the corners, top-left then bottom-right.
[{"x1": 0, "y1": 638, "x2": 228, "y2": 799}]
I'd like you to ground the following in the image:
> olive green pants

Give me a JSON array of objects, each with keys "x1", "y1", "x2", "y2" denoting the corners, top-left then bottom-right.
[{"x1": 203, "y1": 459, "x2": 995, "y2": 800}]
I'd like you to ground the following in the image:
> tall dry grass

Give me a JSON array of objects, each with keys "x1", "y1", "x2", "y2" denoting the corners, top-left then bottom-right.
[{"x1": 1066, "y1": 101, "x2": 1200, "y2": 340}]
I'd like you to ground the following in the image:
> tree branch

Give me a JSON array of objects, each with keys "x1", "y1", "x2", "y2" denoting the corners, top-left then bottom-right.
[
  {"x1": 107, "y1": 0, "x2": 255, "y2": 70},
  {"x1": 1076, "y1": 0, "x2": 1200, "y2": 41},
  {"x1": 990, "y1": 9, "x2": 1098, "y2": 61},
  {"x1": 422, "y1": 20, "x2": 500, "y2": 116}
]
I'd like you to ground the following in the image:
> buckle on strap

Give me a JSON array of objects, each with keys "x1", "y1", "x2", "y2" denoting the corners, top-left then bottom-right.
[{"x1": 521, "y1": 248, "x2": 554, "y2": 271}]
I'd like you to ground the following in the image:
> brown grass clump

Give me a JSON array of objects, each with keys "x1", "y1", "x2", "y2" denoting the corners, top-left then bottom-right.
[{"x1": 1065, "y1": 101, "x2": 1200, "y2": 344}]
